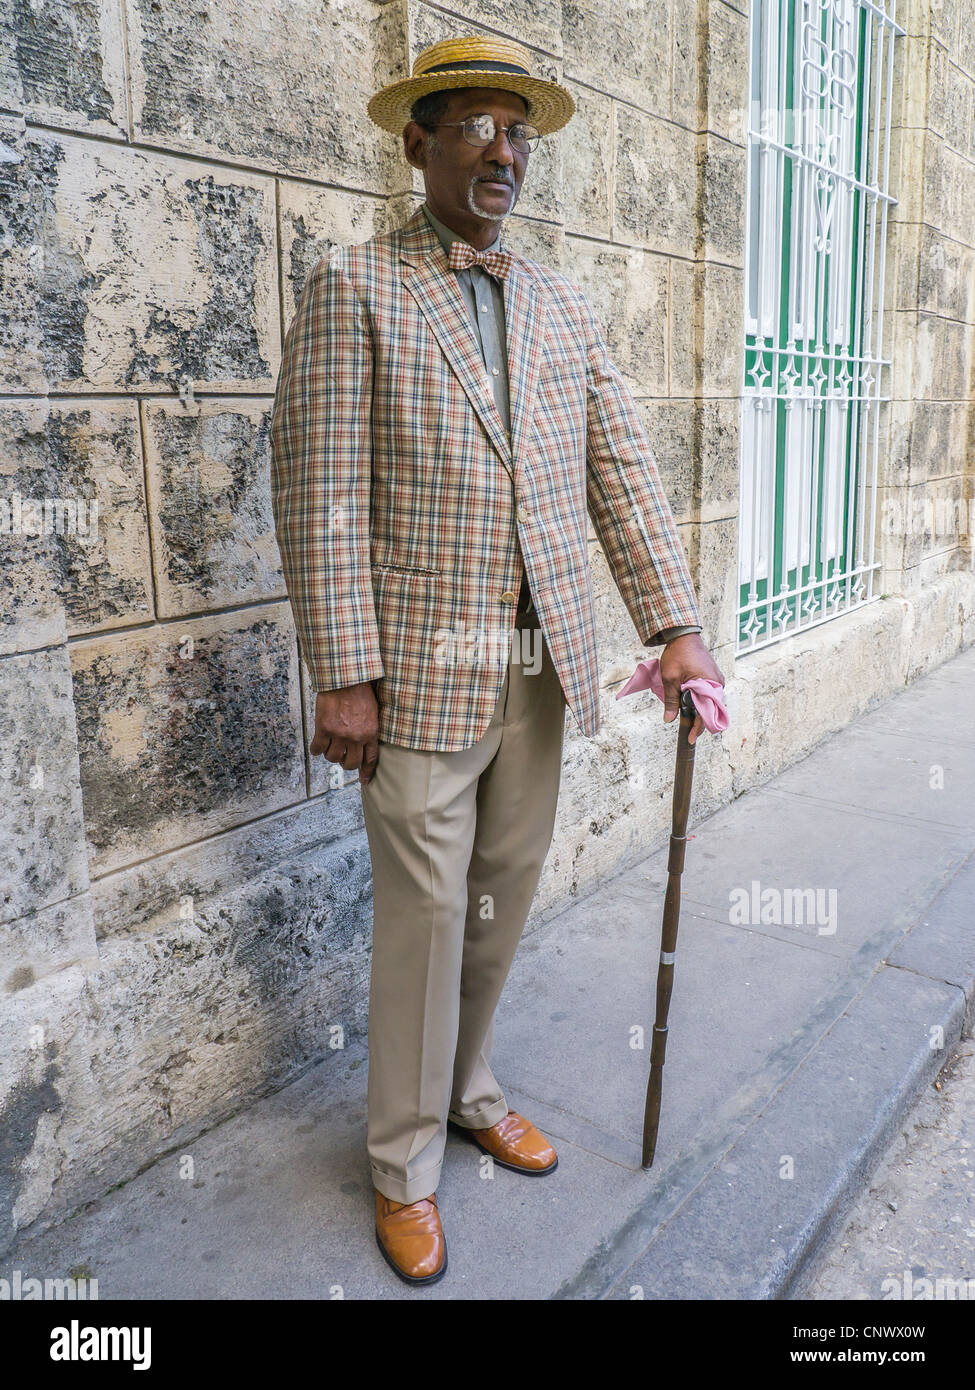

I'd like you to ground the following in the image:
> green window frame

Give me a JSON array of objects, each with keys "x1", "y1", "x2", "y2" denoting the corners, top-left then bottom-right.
[{"x1": 738, "y1": 0, "x2": 903, "y2": 651}]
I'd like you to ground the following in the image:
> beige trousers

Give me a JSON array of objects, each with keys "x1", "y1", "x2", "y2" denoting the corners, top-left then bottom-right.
[{"x1": 360, "y1": 592, "x2": 567, "y2": 1204}]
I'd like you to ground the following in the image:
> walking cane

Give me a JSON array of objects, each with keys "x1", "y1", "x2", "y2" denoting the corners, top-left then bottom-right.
[{"x1": 642, "y1": 686, "x2": 697, "y2": 1168}]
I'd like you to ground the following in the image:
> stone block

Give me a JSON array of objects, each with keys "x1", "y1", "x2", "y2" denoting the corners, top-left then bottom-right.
[
  {"x1": 668, "y1": 256, "x2": 696, "y2": 398},
  {"x1": 888, "y1": 125, "x2": 926, "y2": 226},
  {"x1": 561, "y1": 81, "x2": 612, "y2": 237},
  {"x1": 703, "y1": 1, "x2": 748, "y2": 146},
  {"x1": 689, "y1": 514, "x2": 739, "y2": 649},
  {"x1": 671, "y1": 0, "x2": 702, "y2": 130},
  {"x1": 0, "y1": 0, "x2": 127, "y2": 137},
  {"x1": 562, "y1": 0, "x2": 671, "y2": 116},
  {"x1": 0, "y1": 647, "x2": 89, "y2": 926},
  {"x1": 277, "y1": 186, "x2": 389, "y2": 322},
  {"x1": 0, "y1": 400, "x2": 153, "y2": 652},
  {"x1": 700, "y1": 131, "x2": 746, "y2": 265},
  {"x1": 64, "y1": 839, "x2": 374, "y2": 1198},
  {"x1": 564, "y1": 235, "x2": 668, "y2": 397},
  {"x1": 918, "y1": 225, "x2": 975, "y2": 320},
  {"x1": 911, "y1": 312, "x2": 972, "y2": 400},
  {"x1": 126, "y1": 0, "x2": 406, "y2": 191},
  {"x1": 943, "y1": 57, "x2": 973, "y2": 153},
  {"x1": 696, "y1": 395, "x2": 743, "y2": 519},
  {"x1": 928, "y1": 0, "x2": 961, "y2": 51},
  {"x1": 0, "y1": 119, "x2": 279, "y2": 394},
  {"x1": 888, "y1": 219, "x2": 921, "y2": 313},
  {"x1": 143, "y1": 398, "x2": 284, "y2": 617},
  {"x1": 699, "y1": 260, "x2": 744, "y2": 397},
  {"x1": 924, "y1": 136, "x2": 975, "y2": 242},
  {"x1": 900, "y1": 400, "x2": 972, "y2": 489},
  {"x1": 0, "y1": 965, "x2": 97, "y2": 1254},
  {"x1": 1, "y1": 895, "x2": 98, "y2": 996},
  {"x1": 502, "y1": 215, "x2": 567, "y2": 270},
  {"x1": 892, "y1": 35, "x2": 939, "y2": 134},
  {"x1": 69, "y1": 605, "x2": 304, "y2": 875},
  {"x1": 635, "y1": 398, "x2": 698, "y2": 522},
  {"x1": 613, "y1": 102, "x2": 697, "y2": 256},
  {"x1": 410, "y1": 0, "x2": 563, "y2": 58},
  {"x1": 889, "y1": 476, "x2": 972, "y2": 570},
  {"x1": 90, "y1": 794, "x2": 368, "y2": 942}
]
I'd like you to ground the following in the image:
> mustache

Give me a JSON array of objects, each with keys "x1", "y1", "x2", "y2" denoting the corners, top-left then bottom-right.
[{"x1": 474, "y1": 173, "x2": 514, "y2": 186}]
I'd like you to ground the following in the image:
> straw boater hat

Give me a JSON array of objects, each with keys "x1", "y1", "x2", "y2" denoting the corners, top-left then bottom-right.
[{"x1": 368, "y1": 36, "x2": 576, "y2": 137}]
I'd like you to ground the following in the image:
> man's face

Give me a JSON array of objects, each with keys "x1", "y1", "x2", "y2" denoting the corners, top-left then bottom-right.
[{"x1": 404, "y1": 87, "x2": 532, "y2": 235}]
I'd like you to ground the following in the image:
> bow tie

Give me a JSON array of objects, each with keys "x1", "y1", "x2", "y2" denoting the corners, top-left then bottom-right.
[{"x1": 447, "y1": 241, "x2": 513, "y2": 281}]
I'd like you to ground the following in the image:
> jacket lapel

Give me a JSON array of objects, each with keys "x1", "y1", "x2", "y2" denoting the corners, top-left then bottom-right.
[
  {"x1": 397, "y1": 210, "x2": 513, "y2": 478},
  {"x1": 502, "y1": 258, "x2": 545, "y2": 468}
]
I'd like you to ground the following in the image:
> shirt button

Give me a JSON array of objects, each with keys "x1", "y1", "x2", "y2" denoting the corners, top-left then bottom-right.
[
  {"x1": 480, "y1": 303, "x2": 489, "y2": 312},
  {"x1": 491, "y1": 366, "x2": 499, "y2": 376},
  {"x1": 500, "y1": 590, "x2": 517, "y2": 604}
]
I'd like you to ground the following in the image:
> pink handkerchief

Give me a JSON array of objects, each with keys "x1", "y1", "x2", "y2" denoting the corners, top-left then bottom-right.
[{"x1": 615, "y1": 659, "x2": 729, "y2": 734}]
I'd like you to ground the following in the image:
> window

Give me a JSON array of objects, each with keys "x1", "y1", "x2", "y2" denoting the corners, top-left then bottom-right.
[{"x1": 738, "y1": 0, "x2": 903, "y2": 651}]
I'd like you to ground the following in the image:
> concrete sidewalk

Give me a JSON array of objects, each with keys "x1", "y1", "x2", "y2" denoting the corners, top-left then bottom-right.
[{"x1": 4, "y1": 645, "x2": 974, "y2": 1300}]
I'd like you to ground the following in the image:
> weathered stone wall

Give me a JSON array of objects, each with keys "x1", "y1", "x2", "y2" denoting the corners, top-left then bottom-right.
[{"x1": 1, "y1": 0, "x2": 972, "y2": 1250}]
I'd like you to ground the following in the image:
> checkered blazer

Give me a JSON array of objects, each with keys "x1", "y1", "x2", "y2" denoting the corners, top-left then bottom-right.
[{"x1": 270, "y1": 206, "x2": 701, "y2": 751}]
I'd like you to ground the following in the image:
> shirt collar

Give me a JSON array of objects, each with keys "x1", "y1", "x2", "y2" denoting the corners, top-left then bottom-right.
[{"x1": 422, "y1": 203, "x2": 502, "y2": 257}]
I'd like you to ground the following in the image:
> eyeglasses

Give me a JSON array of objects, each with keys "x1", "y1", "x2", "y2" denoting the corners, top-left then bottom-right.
[{"x1": 427, "y1": 114, "x2": 541, "y2": 154}]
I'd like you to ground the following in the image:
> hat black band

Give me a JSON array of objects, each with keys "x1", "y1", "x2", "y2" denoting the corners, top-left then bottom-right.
[{"x1": 422, "y1": 59, "x2": 531, "y2": 77}]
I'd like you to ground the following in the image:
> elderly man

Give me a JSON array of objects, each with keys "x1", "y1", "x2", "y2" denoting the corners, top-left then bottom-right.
[{"x1": 270, "y1": 34, "x2": 724, "y2": 1286}]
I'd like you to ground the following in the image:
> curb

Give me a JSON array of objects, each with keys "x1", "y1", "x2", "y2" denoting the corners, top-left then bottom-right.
[{"x1": 556, "y1": 851, "x2": 975, "y2": 1300}]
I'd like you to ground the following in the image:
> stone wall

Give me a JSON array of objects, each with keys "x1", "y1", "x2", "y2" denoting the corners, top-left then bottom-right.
[{"x1": 1, "y1": 0, "x2": 973, "y2": 1251}]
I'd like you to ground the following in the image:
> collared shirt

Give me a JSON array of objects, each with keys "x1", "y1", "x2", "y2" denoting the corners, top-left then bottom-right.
[
  {"x1": 421, "y1": 203, "x2": 700, "y2": 646},
  {"x1": 422, "y1": 203, "x2": 511, "y2": 433}
]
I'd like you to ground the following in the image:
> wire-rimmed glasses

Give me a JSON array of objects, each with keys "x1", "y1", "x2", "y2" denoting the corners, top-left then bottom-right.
[{"x1": 428, "y1": 113, "x2": 541, "y2": 154}]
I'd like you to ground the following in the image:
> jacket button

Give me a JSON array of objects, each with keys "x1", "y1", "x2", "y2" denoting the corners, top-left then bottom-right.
[{"x1": 500, "y1": 590, "x2": 517, "y2": 604}]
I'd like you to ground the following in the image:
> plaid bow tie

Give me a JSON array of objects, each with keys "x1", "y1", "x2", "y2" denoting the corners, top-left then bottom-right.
[{"x1": 447, "y1": 240, "x2": 513, "y2": 281}]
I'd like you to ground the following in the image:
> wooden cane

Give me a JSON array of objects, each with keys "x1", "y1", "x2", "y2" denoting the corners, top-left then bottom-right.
[{"x1": 642, "y1": 686, "x2": 697, "y2": 1168}]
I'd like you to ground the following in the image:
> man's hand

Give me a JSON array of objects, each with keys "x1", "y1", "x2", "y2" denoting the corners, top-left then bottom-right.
[
  {"x1": 659, "y1": 633, "x2": 725, "y2": 746},
  {"x1": 310, "y1": 682, "x2": 381, "y2": 784}
]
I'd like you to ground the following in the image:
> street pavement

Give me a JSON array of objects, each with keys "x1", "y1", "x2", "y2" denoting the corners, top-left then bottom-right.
[{"x1": 794, "y1": 1040, "x2": 975, "y2": 1300}]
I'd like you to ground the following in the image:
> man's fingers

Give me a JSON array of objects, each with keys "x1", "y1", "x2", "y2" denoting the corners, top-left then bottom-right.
[
  {"x1": 339, "y1": 741, "x2": 363, "y2": 770},
  {"x1": 359, "y1": 740, "x2": 380, "y2": 784},
  {"x1": 688, "y1": 712, "x2": 704, "y2": 746}
]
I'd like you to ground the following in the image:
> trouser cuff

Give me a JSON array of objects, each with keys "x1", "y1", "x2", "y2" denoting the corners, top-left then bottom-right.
[
  {"x1": 371, "y1": 1162, "x2": 441, "y2": 1206},
  {"x1": 447, "y1": 1095, "x2": 509, "y2": 1130}
]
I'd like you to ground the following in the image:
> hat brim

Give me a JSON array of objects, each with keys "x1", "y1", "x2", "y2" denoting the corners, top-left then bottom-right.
[{"x1": 367, "y1": 70, "x2": 576, "y2": 137}]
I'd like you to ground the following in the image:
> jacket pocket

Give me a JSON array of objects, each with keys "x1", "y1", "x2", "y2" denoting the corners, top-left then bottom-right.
[{"x1": 372, "y1": 563, "x2": 442, "y2": 577}]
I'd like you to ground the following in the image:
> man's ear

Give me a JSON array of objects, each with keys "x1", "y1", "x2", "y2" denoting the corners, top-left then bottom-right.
[{"x1": 403, "y1": 121, "x2": 427, "y2": 170}]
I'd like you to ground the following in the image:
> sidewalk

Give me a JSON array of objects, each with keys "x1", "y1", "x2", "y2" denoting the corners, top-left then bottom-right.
[{"x1": 4, "y1": 645, "x2": 974, "y2": 1300}]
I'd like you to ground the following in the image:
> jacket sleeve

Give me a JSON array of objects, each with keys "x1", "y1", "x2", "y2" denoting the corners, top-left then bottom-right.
[
  {"x1": 578, "y1": 292, "x2": 703, "y2": 646},
  {"x1": 269, "y1": 252, "x2": 384, "y2": 692}
]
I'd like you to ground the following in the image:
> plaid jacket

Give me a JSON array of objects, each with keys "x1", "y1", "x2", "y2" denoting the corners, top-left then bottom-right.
[{"x1": 269, "y1": 206, "x2": 701, "y2": 751}]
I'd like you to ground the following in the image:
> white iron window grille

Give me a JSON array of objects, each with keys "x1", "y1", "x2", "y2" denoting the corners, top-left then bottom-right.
[{"x1": 738, "y1": 0, "x2": 904, "y2": 652}]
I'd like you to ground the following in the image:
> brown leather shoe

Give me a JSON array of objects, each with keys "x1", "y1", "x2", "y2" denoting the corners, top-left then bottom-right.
[
  {"x1": 452, "y1": 1110, "x2": 558, "y2": 1174},
  {"x1": 374, "y1": 1190, "x2": 447, "y2": 1285}
]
